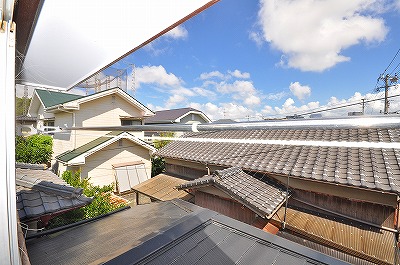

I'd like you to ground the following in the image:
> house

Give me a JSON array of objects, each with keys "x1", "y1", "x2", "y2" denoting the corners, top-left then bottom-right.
[
  {"x1": 178, "y1": 167, "x2": 287, "y2": 226},
  {"x1": 156, "y1": 116, "x2": 400, "y2": 265},
  {"x1": 25, "y1": 199, "x2": 348, "y2": 265},
  {"x1": 16, "y1": 163, "x2": 92, "y2": 233},
  {"x1": 145, "y1": 107, "x2": 212, "y2": 125},
  {"x1": 27, "y1": 87, "x2": 156, "y2": 190}
]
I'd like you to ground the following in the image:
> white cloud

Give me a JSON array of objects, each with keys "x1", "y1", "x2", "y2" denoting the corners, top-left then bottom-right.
[
  {"x1": 228, "y1": 70, "x2": 251, "y2": 79},
  {"x1": 199, "y1": 71, "x2": 225, "y2": 80},
  {"x1": 216, "y1": 80, "x2": 261, "y2": 106},
  {"x1": 255, "y1": 0, "x2": 388, "y2": 72},
  {"x1": 164, "y1": 25, "x2": 188, "y2": 40},
  {"x1": 265, "y1": 91, "x2": 287, "y2": 100},
  {"x1": 249, "y1": 31, "x2": 264, "y2": 47},
  {"x1": 165, "y1": 94, "x2": 186, "y2": 108},
  {"x1": 136, "y1": 65, "x2": 182, "y2": 88},
  {"x1": 289, "y1": 81, "x2": 311, "y2": 100},
  {"x1": 193, "y1": 87, "x2": 217, "y2": 98},
  {"x1": 189, "y1": 102, "x2": 260, "y2": 121}
]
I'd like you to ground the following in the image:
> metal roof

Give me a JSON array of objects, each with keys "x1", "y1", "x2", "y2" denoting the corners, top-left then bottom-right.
[
  {"x1": 157, "y1": 127, "x2": 400, "y2": 194},
  {"x1": 26, "y1": 200, "x2": 349, "y2": 265},
  {"x1": 56, "y1": 131, "x2": 123, "y2": 163},
  {"x1": 16, "y1": 166, "x2": 92, "y2": 221},
  {"x1": 178, "y1": 167, "x2": 287, "y2": 218},
  {"x1": 35, "y1": 88, "x2": 83, "y2": 108},
  {"x1": 272, "y1": 206, "x2": 396, "y2": 265},
  {"x1": 132, "y1": 173, "x2": 193, "y2": 202}
]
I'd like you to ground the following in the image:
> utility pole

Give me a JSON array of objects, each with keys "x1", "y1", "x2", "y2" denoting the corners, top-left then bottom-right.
[
  {"x1": 361, "y1": 98, "x2": 365, "y2": 115},
  {"x1": 378, "y1": 74, "x2": 398, "y2": 114}
]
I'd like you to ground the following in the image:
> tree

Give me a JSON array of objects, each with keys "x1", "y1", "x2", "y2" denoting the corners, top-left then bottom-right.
[
  {"x1": 15, "y1": 97, "x2": 31, "y2": 116},
  {"x1": 151, "y1": 132, "x2": 175, "y2": 177},
  {"x1": 15, "y1": 134, "x2": 53, "y2": 164}
]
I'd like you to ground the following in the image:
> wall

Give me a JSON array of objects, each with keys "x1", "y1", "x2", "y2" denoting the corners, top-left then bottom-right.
[
  {"x1": 81, "y1": 139, "x2": 152, "y2": 188},
  {"x1": 165, "y1": 158, "x2": 224, "y2": 179},
  {"x1": 179, "y1": 113, "x2": 208, "y2": 124},
  {"x1": 52, "y1": 92, "x2": 146, "y2": 165},
  {"x1": 195, "y1": 190, "x2": 259, "y2": 225}
]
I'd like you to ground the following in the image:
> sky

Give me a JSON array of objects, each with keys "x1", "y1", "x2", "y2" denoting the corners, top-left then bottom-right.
[{"x1": 82, "y1": 0, "x2": 400, "y2": 121}]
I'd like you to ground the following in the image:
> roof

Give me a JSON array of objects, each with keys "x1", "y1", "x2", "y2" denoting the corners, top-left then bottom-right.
[
  {"x1": 26, "y1": 200, "x2": 348, "y2": 265},
  {"x1": 157, "y1": 125, "x2": 400, "y2": 194},
  {"x1": 145, "y1": 107, "x2": 211, "y2": 124},
  {"x1": 277, "y1": 231, "x2": 376, "y2": 265},
  {"x1": 178, "y1": 167, "x2": 287, "y2": 218},
  {"x1": 271, "y1": 205, "x2": 395, "y2": 265},
  {"x1": 56, "y1": 131, "x2": 156, "y2": 165},
  {"x1": 16, "y1": 164, "x2": 92, "y2": 221},
  {"x1": 35, "y1": 89, "x2": 83, "y2": 108},
  {"x1": 35, "y1": 87, "x2": 155, "y2": 116},
  {"x1": 132, "y1": 173, "x2": 193, "y2": 202}
]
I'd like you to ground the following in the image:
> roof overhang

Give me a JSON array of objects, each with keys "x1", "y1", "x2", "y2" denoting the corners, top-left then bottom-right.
[
  {"x1": 175, "y1": 110, "x2": 212, "y2": 123},
  {"x1": 58, "y1": 132, "x2": 156, "y2": 165},
  {"x1": 15, "y1": 0, "x2": 220, "y2": 89}
]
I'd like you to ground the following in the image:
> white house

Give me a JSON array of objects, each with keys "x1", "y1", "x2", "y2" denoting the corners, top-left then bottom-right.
[{"x1": 27, "y1": 87, "x2": 156, "y2": 191}]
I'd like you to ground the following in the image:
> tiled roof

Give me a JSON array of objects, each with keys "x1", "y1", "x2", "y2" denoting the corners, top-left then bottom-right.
[
  {"x1": 145, "y1": 107, "x2": 208, "y2": 123},
  {"x1": 56, "y1": 131, "x2": 123, "y2": 163},
  {"x1": 16, "y1": 166, "x2": 92, "y2": 220},
  {"x1": 26, "y1": 200, "x2": 348, "y2": 265},
  {"x1": 272, "y1": 206, "x2": 395, "y2": 265},
  {"x1": 157, "y1": 127, "x2": 400, "y2": 194},
  {"x1": 132, "y1": 173, "x2": 193, "y2": 202},
  {"x1": 178, "y1": 167, "x2": 287, "y2": 218},
  {"x1": 35, "y1": 89, "x2": 83, "y2": 108}
]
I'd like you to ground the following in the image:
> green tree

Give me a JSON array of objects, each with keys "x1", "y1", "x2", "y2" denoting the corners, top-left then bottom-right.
[
  {"x1": 151, "y1": 132, "x2": 175, "y2": 177},
  {"x1": 15, "y1": 134, "x2": 53, "y2": 164},
  {"x1": 15, "y1": 97, "x2": 31, "y2": 116},
  {"x1": 48, "y1": 170, "x2": 126, "y2": 228}
]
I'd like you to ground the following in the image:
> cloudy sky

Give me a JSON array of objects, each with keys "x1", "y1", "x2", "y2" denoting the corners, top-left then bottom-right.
[{"x1": 95, "y1": 0, "x2": 400, "y2": 121}]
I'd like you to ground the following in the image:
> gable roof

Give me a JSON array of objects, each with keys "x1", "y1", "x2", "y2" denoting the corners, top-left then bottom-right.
[
  {"x1": 145, "y1": 107, "x2": 211, "y2": 124},
  {"x1": 56, "y1": 131, "x2": 156, "y2": 165},
  {"x1": 178, "y1": 167, "x2": 287, "y2": 218},
  {"x1": 31, "y1": 88, "x2": 155, "y2": 117},
  {"x1": 16, "y1": 164, "x2": 92, "y2": 221},
  {"x1": 157, "y1": 122, "x2": 400, "y2": 195},
  {"x1": 26, "y1": 199, "x2": 348, "y2": 265},
  {"x1": 35, "y1": 89, "x2": 84, "y2": 108}
]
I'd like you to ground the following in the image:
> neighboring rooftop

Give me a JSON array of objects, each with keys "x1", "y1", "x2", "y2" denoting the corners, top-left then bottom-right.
[
  {"x1": 56, "y1": 131, "x2": 156, "y2": 165},
  {"x1": 26, "y1": 199, "x2": 348, "y2": 265},
  {"x1": 132, "y1": 173, "x2": 193, "y2": 202},
  {"x1": 16, "y1": 163, "x2": 92, "y2": 221},
  {"x1": 34, "y1": 88, "x2": 83, "y2": 108},
  {"x1": 272, "y1": 205, "x2": 396, "y2": 265},
  {"x1": 157, "y1": 124, "x2": 400, "y2": 194},
  {"x1": 145, "y1": 107, "x2": 211, "y2": 124},
  {"x1": 178, "y1": 167, "x2": 287, "y2": 218}
]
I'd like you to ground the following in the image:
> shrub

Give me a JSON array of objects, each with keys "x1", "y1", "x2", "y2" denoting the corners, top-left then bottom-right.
[
  {"x1": 15, "y1": 134, "x2": 53, "y2": 164},
  {"x1": 47, "y1": 170, "x2": 126, "y2": 228}
]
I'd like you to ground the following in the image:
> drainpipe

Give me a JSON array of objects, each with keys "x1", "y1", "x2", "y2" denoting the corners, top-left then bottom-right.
[{"x1": 282, "y1": 174, "x2": 289, "y2": 230}]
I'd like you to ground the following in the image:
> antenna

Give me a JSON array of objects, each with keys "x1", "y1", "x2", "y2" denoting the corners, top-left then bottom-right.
[{"x1": 130, "y1": 64, "x2": 136, "y2": 96}]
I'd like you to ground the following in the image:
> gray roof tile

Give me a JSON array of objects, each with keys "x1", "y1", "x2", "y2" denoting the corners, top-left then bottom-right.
[
  {"x1": 178, "y1": 167, "x2": 287, "y2": 218},
  {"x1": 158, "y1": 127, "x2": 400, "y2": 194},
  {"x1": 16, "y1": 166, "x2": 92, "y2": 220}
]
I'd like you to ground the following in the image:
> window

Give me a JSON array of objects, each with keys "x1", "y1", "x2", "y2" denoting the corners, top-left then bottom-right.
[
  {"x1": 121, "y1": 119, "x2": 142, "y2": 126},
  {"x1": 44, "y1": 119, "x2": 55, "y2": 132}
]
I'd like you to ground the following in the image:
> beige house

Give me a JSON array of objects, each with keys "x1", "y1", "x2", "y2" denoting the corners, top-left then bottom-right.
[{"x1": 27, "y1": 87, "x2": 156, "y2": 191}]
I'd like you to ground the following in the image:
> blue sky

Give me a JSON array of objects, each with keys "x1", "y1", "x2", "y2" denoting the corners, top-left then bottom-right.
[{"x1": 101, "y1": 0, "x2": 400, "y2": 120}]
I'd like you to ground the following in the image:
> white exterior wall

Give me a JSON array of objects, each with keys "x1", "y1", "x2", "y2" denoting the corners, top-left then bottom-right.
[
  {"x1": 80, "y1": 139, "x2": 152, "y2": 188},
  {"x1": 180, "y1": 113, "x2": 208, "y2": 124},
  {"x1": 52, "y1": 93, "x2": 148, "y2": 165}
]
